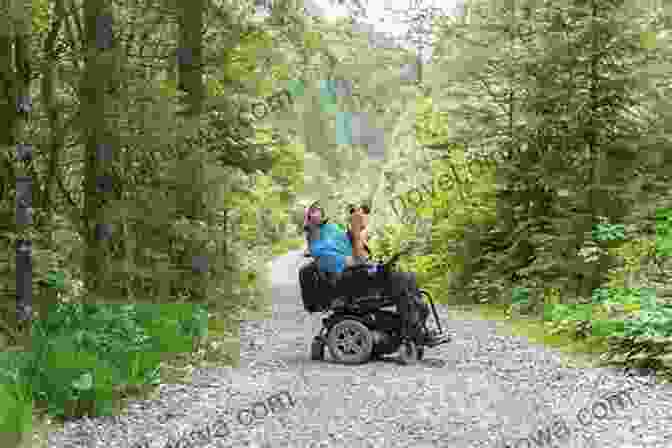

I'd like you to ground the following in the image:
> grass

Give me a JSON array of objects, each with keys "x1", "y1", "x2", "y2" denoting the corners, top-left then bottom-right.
[
  {"x1": 447, "y1": 300, "x2": 671, "y2": 386},
  {"x1": 444, "y1": 303, "x2": 617, "y2": 370}
]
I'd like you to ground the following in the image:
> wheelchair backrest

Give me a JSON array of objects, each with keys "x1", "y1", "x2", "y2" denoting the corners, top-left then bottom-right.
[{"x1": 299, "y1": 260, "x2": 338, "y2": 312}]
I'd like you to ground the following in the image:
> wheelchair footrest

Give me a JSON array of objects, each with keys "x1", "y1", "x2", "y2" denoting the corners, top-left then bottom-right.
[{"x1": 420, "y1": 332, "x2": 451, "y2": 347}]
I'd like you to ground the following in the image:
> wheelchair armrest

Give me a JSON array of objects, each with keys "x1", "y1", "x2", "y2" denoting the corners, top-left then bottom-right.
[{"x1": 344, "y1": 264, "x2": 369, "y2": 273}]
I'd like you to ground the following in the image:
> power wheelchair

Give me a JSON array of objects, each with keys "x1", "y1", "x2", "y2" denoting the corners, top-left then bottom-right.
[{"x1": 298, "y1": 246, "x2": 447, "y2": 365}]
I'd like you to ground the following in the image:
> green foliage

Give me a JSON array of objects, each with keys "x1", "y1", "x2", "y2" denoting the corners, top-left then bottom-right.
[
  {"x1": 591, "y1": 287, "x2": 646, "y2": 307},
  {"x1": 432, "y1": 165, "x2": 501, "y2": 302},
  {"x1": 270, "y1": 237, "x2": 305, "y2": 257},
  {"x1": 604, "y1": 236, "x2": 657, "y2": 289},
  {"x1": 545, "y1": 303, "x2": 593, "y2": 322},
  {"x1": 538, "y1": 285, "x2": 672, "y2": 375},
  {"x1": 2, "y1": 0, "x2": 671, "y2": 436},
  {"x1": 599, "y1": 293, "x2": 672, "y2": 375},
  {"x1": 0, "y1": 351, "x2": 34, "y2": 446},
  {"x1": 655, "y1": 207, "x2": 672, "y2": 258},
  {"x1": 0, "y1": 0, "x2": 341, "y2": 441},
  {"x1": 592, "y1": 220, "x2": 626, "y2": 242},
  {"x1": 0, "y1": 301, "x2": 209, "y2": 421},
  {"x1": 380, "y1": 0, "x2": 672, "y2": 381},
  {"x1": 511, "y1": 287, "x2": 530, "y2": 305},
  {"x1": 45, "y1": 271, "x2": 66, "y2": 290}
]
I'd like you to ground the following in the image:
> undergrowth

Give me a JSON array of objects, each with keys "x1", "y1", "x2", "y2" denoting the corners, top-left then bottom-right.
[
  {"x1": 0, "y1": 300, "x2": 218, "y2": 446},
  {"x1": 449, "y1": 213, "x2": 672, "y2": 385}
]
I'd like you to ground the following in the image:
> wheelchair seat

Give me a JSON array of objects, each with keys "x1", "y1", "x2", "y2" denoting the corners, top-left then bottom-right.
[{"x1": 330, "y1": 294, "x2": 397, "y2": 313}]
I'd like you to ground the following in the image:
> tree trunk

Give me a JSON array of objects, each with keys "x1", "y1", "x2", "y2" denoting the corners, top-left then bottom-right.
[
  {"x1": 176, "y1": 0, "x2": 207, "y2": 302},
  {"x1": 1, "y1": 2, "x2": 33, "y2": 328},
  {"x1": 82, "y1": 0, "x2": 116, "y2": 302}
]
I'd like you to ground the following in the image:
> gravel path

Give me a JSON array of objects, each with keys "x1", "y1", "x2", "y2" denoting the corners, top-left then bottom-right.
[{"x1": 46, "y1": 250, "x2": 672, "y2": 448}]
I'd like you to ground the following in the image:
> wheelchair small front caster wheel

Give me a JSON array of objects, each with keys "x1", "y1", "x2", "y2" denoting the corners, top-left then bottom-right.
[
  {"x1": 399, "y1": 339, "x2": 420, "y2": 365},
  {"x1": 310, "y1": 337, "x2": 324, "y2": 361}
]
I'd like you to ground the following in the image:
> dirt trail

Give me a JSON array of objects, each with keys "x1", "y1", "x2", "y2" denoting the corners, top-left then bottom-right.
[{"x1": 46, "y1": 250, "x2": 672, "y2": 448}]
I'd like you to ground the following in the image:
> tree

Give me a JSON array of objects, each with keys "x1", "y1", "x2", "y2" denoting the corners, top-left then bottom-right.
[
  {"x1": 174, "y1": 0, "x2": 208, "y2": 301},
  {"x1": 1, "y1": 0, "x2": 34, "y2": 328},
  {"x1": 427, "y1": 0, "x2": 672, "y2": 303},
  {"x1": 81, "y1": 0, "x2": 118, "y2": 302}
]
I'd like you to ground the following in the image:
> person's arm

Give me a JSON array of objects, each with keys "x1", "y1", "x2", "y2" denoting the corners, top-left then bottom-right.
[
  {"x1": 303, "y1": 225, "x2": 312, "y2": 255},
  {"x1": 360, "y1": 228, "x2": 371, "y2": 256},
  {"x1": 350, "y1": 211, "x2": 368, "y2": 258}
]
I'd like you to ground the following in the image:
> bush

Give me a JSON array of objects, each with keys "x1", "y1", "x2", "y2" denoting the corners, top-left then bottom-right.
[
  {"x1": 656, "y1": 207, "x2": 672, "y2": 258},
  {"x1": 0, "y1": 351, "x2": 34, "y2": 446},
  {"x1": 1, "y1": 300, "x2": 209, "y2": 421}
]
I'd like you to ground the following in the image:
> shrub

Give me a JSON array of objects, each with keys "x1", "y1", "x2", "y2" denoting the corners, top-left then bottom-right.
[
  {"x1": 3, "y1": 300, "x2": 209, "y2": 421},
  {"x1": 0, "y1": 351, "x2": 34, "y2": 446}
]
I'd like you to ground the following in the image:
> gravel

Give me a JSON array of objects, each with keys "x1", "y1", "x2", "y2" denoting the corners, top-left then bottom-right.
[{"x1": 46, "y1": 251, "x2": 672, "y2": 448}]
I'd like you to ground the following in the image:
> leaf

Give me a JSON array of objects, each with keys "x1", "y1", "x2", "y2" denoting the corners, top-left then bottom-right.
[
  {"x1": 158, "y1": 79, "x2": 179, "y2": 98},
  {"x1": 71, "y1": 372, "x2": 93, "y2": 391},
  {"x1": 417, "y1": 205, "x2": 433, "y2": 219},
  {"x1": 511, "y1": 287, "x2": 529, "y2": 304},
  {"x1": 46, "y1": 271, "x2": 66, "y2": 290},
  {"x1": 591, "y1": 319, "x2": 626, "y2": 337},
  {"x1": 304, "y1": 30, "x2": 323, "y2": 50},
  {"x1": 323, "y1": 102, "x2": 339, "y2": 114},
  {"x1": 622, "y1": 303, "x2": 641, "y2": 313},
  {"x1": 286, "y1": 79, "x2": 305, "y2": 98},
  {"x1": 640, "y1": 31, "x2": 657, "y2": 49}
]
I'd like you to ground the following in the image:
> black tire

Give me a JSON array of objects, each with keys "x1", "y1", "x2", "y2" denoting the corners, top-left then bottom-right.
[
  {"x1": 417, "y1": 346, "x2": 424, "y2": 360},
  {"x1": 326, "y1": 319, "x2": 373, "y2": 364},
  {"x1": 310, "y1": 337, "x2": 325, "y2": 361},
  {"x1": 398, "y1": 339, "x2": 420, "y2": 365}
]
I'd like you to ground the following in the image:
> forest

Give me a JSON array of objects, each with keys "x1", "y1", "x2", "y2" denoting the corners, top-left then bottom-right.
[{"x1": 1, "y1": 0, "x2": 672, "y2": 446}]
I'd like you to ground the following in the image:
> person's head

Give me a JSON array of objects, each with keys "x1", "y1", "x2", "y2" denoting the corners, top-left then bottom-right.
[
  {"x1": 304, "y1": 201, "x2": 325, "y2": 226},
  {"x1": 347, "y1": 203, "x2": 370, "y2": 219},
  {"x1": 348, "y1": 202, "x2": 370, "y2": 231}
]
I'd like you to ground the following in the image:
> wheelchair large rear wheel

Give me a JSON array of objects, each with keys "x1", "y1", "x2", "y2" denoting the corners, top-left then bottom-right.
[{"x1": 326, "y1": 319, "x2": 374, "y2": 364}]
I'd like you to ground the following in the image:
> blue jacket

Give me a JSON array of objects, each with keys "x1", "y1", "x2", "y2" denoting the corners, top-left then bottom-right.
[{"x1": 309, "y1": 223, "x2": 353, "y2": 273}]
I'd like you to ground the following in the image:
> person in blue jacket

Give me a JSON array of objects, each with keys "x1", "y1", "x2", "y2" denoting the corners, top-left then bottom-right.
[
  {"x1": 302, "y1": 203, "x2": 448, "y2": 347},
  {"x1": 303, "y1": 201, "x2": 354, "y2": 275}
]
